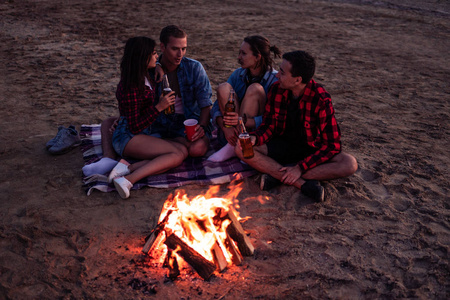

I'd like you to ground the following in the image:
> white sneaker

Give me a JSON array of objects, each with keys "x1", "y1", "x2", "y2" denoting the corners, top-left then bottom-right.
[
  {"x1": 108, "y1": 160, "x2": 130, "y2": 183},
  {"x1": 113, "y1": 177, "x2": 132, "y2": 199}
]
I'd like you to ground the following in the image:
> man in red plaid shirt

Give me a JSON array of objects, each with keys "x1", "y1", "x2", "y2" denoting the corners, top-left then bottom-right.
[{"x1": 236, "y1": 50, "x2": 357, "y2": 202}]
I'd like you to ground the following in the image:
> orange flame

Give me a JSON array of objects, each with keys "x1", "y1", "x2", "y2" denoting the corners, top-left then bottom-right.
[{"x1": 152, "y1": 183, "x2": 244, "y2": 266}]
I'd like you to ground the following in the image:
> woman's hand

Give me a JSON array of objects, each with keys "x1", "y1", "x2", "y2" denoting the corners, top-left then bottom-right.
[
  {"x1": 155, "y1": 63, "x2": 165, "y2": 83},
  {"x1": 155, "y1": 91, "x2": 175, "y2": 112},
  {"x1": 109, "y1": 117, "x2": 119, "y2": 134},
  {"x1": 223, "y1": 112, "x2": 239, "y2": 128},
  {"x1": 223, "y1": 126, "x2": 238, "y2": 146}
]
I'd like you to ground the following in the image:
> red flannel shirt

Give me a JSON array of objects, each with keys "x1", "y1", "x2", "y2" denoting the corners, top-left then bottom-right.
[
  {"x1": 252, "y1": 80, "x2": 341, "y2": 172},
  {"x1": 116, "y1": 78, "x2": 159, "y2": 134}
]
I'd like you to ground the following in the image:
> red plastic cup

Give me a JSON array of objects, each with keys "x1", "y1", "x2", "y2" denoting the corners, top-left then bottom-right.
[{"x1": 184, "y1": 119, "x2": 198, "y2": 141}]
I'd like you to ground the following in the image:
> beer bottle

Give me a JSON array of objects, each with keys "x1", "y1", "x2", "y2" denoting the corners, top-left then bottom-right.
[
  {"x1": 224, "y1": 89, "x2": 235, "y2": 128},
  {"x1": 162, "y1": 74, "x2": 175, "y2": 114},
  {"x1": 238, "y1": 117, "x2": 254, "y2": 159}
]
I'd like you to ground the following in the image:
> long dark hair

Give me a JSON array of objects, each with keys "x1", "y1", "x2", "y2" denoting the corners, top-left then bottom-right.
[
  {"x1": 120, "y1": 36, "x2": 156, "y2": 94},
  {"x1": 243, "y1": 35, "x2": 281, "y2": 74}
]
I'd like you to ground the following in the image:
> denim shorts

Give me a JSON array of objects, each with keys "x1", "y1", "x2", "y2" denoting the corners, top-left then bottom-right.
[{"x1": 112, "y1": 117, "x2": 153, "y2": 157}]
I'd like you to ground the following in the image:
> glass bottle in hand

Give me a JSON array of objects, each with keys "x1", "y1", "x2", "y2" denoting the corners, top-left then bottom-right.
[
  {"x1": 238, "y1": 117, "x2": 254, "y2": 159},
  {"x1": 162, "y1": 74, "x2": 175, "y2": 114},
  {"x1": 224, "y1": 89, "x2": 236, "y2": 127}
]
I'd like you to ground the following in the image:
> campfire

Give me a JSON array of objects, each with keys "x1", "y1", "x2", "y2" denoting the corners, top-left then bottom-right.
[{"x1": 141, "y1": 184, "x2": 254, "y2": 281}]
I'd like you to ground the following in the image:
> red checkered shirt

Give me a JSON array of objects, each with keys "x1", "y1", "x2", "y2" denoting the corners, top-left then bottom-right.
[
  {"x1": 252, "y1": 80, "x2": 341, "y2": 172},
  {"x1": 116, "y1": 78, "x2": 159, "y2": 134}
]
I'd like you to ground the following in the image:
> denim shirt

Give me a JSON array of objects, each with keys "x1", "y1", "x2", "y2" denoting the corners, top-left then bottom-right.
[
  {"x1": 154, "y1": 57, "x2": 212, "y2": 120},
  {"x1": 211, "y1": 68, "x2": 278, "y2": 128}
]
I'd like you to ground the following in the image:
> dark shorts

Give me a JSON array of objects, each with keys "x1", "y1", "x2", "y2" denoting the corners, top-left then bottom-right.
[
  {"x1": 150, "y1": 113, "x2": 186, "y2": 139},
  {"x1": 151, "y1": 113, "x2": 212, "y2": 140},
  {"x1": 266, "y1": 137, "x2": 315, "y2": 165}
]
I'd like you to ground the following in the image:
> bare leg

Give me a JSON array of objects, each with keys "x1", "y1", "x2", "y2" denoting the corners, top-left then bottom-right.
[
  {"x1": 100, "y1": 116, "x2": 119, "y2": 159},
  {"x1": 235, "y1": 144, "x2": 303, "y2": 184},
  {"x1": 239, "y1": 83, "x2": 266, "y2": 130},
  {"x1": 82, "y1": 116, "x2": 119, "y2": 176},
  {"x1": 209, "y1": 82, "x2": 266, "y2": 162},
  {"x1": 302, "y1": 152, "x2": 358, "y2": 182},
  {"x1": 217, "y1": 82, "x2": 266, "y2": 130},
  {"x1": 236, "y1": 145, "x2": 358, "y2": 190},
  {"x1": 173, "y1": 135, "x2": 210, "y2": 157},
  {"x1": 122, "y1": 135, "x2": 188, "y2": 184},
  {"x1": 216, "y1": 82, "x2": 234, "y2": 114}
]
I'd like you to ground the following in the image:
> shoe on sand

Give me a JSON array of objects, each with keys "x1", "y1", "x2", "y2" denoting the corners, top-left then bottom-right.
[
  {"x1": 48, "y1": 125, "x2": 81, "y2": 155},
  {"x1": 108, "y1": 160, "x2": 130, "y2": 183},
  {"x1": 113, "y1": 177, "x2": 132, "y2": 199},
  {"x1": 301, "y1": 180, "x2": 325, "y2": 202},
  {"x1": 260, "y1": 174, "x2": 281, "y2": 191},
  {"x1": 46, "y1": 126, "x2": 66, "y2": 149}
]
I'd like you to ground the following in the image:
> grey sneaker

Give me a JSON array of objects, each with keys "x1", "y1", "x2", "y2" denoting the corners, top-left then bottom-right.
[
  {"x1": 48, "y1": 125, "x2": 81, "y2": 155},
  {"x1": 46, "y1": 126, "x2": 66, "y2": 149}
]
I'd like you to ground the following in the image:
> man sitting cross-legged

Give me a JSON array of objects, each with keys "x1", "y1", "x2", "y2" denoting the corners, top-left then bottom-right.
[{"x1": 235, "y1": 50, "x2": 358, "y2": 202}]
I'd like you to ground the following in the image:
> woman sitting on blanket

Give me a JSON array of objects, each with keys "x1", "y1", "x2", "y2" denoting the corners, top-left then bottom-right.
[
  {"x1": 208, "y1": 35, "x2": 281, "y2": 162},
  {"x1": 108, "y1": 36, "x2": 188, "y2": 199}
]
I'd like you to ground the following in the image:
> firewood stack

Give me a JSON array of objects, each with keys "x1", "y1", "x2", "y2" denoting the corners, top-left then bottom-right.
[{"x1": 142, "y1": 206, "x2": 254, "y2": 281}]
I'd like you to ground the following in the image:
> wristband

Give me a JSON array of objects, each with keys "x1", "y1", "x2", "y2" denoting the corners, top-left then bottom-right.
[{"x1": 243, "y1": 113, "x2": 248, "y2": 126}]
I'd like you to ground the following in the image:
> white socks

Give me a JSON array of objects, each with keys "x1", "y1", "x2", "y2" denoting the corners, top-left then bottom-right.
[
  {"x1": 82, "y1": 157, "x2": 118, "y2": 177},
  {"x1": 207, "y1": 143, "x2": 236, "y2": 162},
  {"x1": 107, "y1": 160, "x2": 131, "y2": 183}
]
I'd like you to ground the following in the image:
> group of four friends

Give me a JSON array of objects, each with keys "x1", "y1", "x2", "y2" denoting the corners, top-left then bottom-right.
[{"x1": 81, "y1": 25, "x2": 358, "y2": 200}]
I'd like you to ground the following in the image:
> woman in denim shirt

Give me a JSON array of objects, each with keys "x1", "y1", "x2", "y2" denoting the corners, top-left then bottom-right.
[{"x1": 208, "y1": 35, "x2": 281, "y2": 162}]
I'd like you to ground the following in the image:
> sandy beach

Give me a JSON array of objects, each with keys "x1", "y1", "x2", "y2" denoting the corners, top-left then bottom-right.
[{"x1": 1, "y1": 0, "x2": 449, "y2": 299}]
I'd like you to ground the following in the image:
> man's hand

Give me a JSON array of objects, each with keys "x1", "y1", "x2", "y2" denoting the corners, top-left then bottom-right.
[
  {"x1": 189, "y1": 124, "x2": 205, "y2": 142},
  {"x1": 279, "y1": 165, "x2": 302, "y2": 185},
  {"x1": 237, "y1": 134, "x2": 256, "y2": 152}
]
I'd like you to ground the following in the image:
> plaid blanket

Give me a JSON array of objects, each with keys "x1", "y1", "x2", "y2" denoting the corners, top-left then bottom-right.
[{"x1": 80, "y1": 124, "x2": 257, "y2": 195}]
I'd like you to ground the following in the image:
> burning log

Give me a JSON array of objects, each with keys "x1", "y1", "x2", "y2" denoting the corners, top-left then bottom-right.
[
  {"x1": 143, "y1": 186, "x2": 255, "y2": 280},
  {"x1": 226, "y1": 209, "x2": 254, "y2": 256},
  {"x1": 224, "y1": 235, "x2": 243, "y2": 266},
  {"x1": 142, "y1": 209, "x2": 174, "y2": 254},
  {"x1": 211, "y1": 241, "x2": 228, "y2": 272},
  {"x1": 164, "y1": 232, "x2": 216, "y2": 281}
]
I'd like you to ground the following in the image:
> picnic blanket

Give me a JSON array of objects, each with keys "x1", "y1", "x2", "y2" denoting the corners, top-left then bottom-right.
[{"x1": 80, "y1": 124, "x2": 257, "y2": 195}]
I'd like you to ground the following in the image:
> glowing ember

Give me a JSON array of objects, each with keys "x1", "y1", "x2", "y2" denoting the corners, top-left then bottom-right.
[{"x1": 142, "y1": 183, "x2": 254, "y2": 280}]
